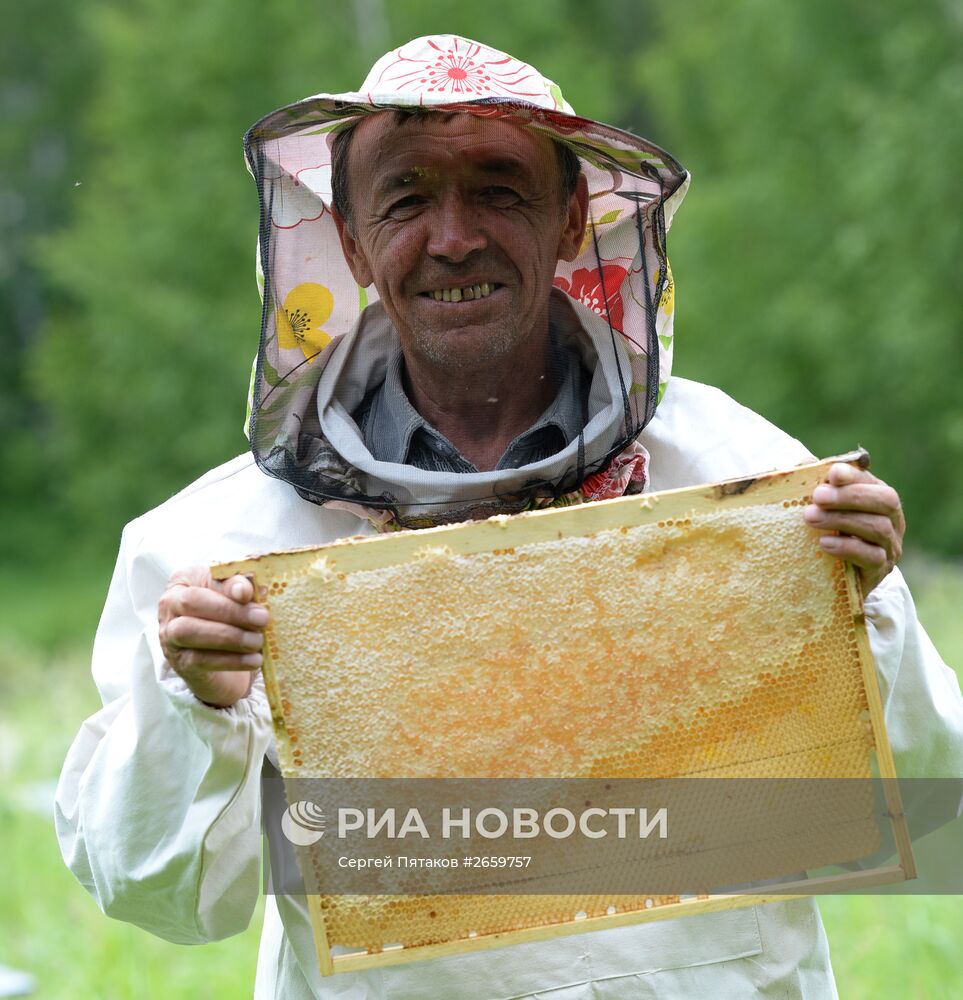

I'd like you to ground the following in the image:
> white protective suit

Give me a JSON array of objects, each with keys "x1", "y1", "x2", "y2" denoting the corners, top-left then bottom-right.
[
  {"x1": 55, "y1": 33, "x2": 963, "y2": 1000},
  {"x1": 55, "y1": 373, "x2": 963, "y2": 999}
]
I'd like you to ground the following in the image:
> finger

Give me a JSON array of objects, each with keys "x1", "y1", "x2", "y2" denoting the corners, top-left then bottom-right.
[
  {"x1": 215, "y1": 574, "x2": 255, "y2": 604},
  {"x1": 167, "y1": 568, "x2": 254, "y2": 602},
  {"x1": 802, "y1": 509, "x2": 895, "y2": 549},
  {"x1": 161, "y1": 586, "x2": 269, "y2": 629},
  {"x1": 817, "y1": 534, "x2": 889, "y2": 570},
  {"x1": 163, "y1": 615, "x2": 265, "y2": 653},
  {"x1": 171, "y1": 649, "x2": 263, "y2": 672},
  {"x1": 826, "y1": 463, "x2": 878, "y2": 488},
  {"x1": 810, "y1": 481, "x2": 901, "y2": 517},
  {"x1": 167, "y1": 566, "x2": 214, "y2": 590}
]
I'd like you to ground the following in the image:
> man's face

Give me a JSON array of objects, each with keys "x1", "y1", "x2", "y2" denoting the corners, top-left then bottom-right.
[{"x1": 333, "y1": 113, "x2": 587, "y2": 375}]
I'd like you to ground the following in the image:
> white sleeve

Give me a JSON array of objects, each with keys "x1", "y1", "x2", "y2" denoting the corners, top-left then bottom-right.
[
  {"x1": 54, "y1": 522, "x2": 274, "y2": 944},
  {"x1": 864, "y1": 566, "x2": 963, "y2": 779}
]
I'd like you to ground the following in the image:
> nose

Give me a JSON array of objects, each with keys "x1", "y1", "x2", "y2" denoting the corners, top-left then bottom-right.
[{"x1": 425, "y1": 191, "x2": 487, "y2": 263}]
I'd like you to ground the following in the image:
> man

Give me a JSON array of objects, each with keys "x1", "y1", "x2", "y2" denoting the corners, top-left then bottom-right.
[{"x1": 56, "y1": 36, "x2": 962, "y2": 999}]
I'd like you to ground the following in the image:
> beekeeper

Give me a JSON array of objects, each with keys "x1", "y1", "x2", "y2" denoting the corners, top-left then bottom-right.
[{"x1": 56, "y1": 35, "x2": 962, "y2": 999}]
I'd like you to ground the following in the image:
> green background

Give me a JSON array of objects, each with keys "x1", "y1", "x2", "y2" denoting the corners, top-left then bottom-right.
[{"x1": 2, "y1": 1, "x2": 961, "y2": 996}]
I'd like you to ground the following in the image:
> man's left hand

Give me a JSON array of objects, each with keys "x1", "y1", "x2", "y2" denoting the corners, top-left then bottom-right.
[{"x1": 802, "y1": 463, "x2": 904, "y2": 595}]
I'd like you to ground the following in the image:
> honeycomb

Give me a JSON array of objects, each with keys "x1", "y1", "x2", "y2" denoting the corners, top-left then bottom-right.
[{"x1": 214, "y1": 456, "x2": 903, "y2": 973}]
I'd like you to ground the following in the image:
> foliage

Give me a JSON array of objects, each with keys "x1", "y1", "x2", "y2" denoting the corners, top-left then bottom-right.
[
  {"x1": 26, "y1": 1, "x2": 357, "y2": 550},
  {"x1": 634, "y1": 0, "x2": 963, "y2": 551},
  {"x1": 0, "y1": 0, "x2": 95, "y2": 512},
  {"x1": 3, "y1": 0, "x2": 961, "y2": 556},
  {"x1": 0, "y1": 650, "x2": 263, "y2": 999},
  {"x1": 21, "y1": 0, "x2": 640, "y2": 554}
]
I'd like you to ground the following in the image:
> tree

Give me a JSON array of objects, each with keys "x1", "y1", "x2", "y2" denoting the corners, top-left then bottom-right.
[
  {"x1": 29, "y1": 0, "x2": 962, "y2": 554},
  {"x1": 0, "y1": 0, "x2": 95, "y2": 558},
  {"x1": 634, "y1": 0, "x2": 963, "y2": 552},
  {"x1": 29, "y1": 0, "x2": 646, "y2": 547}
]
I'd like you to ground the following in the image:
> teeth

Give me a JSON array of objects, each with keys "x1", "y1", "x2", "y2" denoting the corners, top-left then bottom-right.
[{"x1": 427, "y1": 283, "x2": 497, "y2": 301}]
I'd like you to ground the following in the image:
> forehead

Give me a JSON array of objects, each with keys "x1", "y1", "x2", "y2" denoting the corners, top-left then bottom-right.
[{"x1": 349, "y1": 111, "x2": 557, "y2": 186}]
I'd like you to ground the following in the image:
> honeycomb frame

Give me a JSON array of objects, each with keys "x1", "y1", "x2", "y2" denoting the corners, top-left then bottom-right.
[{"x1": 213, "y1": 450, "x2": 914, "y2": 976}]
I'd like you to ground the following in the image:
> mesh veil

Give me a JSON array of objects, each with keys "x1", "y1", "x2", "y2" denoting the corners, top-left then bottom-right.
[{"x1": 242, "y1": 37, "x2": 688, "y2": 528}]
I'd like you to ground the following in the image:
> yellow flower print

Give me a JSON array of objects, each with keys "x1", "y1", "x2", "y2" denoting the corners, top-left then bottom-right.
[
  {"x1": 653, "y1": 262, "x2": 675, "y2": 317},
  {"x1": 275, "y1": 283, "x2": 334, "y2": 360},
  {"x1": 578, "y1": 209, "x2": 622, "y2": 255}
]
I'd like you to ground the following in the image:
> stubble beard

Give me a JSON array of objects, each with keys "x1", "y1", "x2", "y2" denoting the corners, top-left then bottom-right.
[{"x1": 406, "y1": 317, "x2": 527, "y2": 376}]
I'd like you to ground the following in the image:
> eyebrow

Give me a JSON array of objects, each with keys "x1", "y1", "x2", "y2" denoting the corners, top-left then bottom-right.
[{"x1": 377, "y1": 166, "x2": 437, "y2": 197}]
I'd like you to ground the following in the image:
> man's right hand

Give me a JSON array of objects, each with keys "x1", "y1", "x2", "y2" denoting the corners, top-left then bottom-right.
[{"x1": 158, "y1": 566, "x2": 269, "y2": 708}]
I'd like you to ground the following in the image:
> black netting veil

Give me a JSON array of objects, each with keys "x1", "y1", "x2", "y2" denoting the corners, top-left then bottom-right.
[{"x1": 243, "y1": 96, "x2": 687, "y2": 529}]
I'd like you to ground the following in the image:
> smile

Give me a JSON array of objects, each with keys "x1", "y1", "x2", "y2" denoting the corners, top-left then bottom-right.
[{"x1": 420, "y1": 282, "x2": 501, "y2": 303}]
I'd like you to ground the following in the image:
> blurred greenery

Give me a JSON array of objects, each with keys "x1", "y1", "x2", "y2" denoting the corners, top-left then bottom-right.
[
  {"x1": 3, "y1": 1, "x2": 962, "y2": 996},
  {"x1": 1, "y1": 646, "x2": 263, "y2": 999},
  {"x1": 636, "y1": 0, "x2": 963, "y2": 553},
  {"x1": 2, "y1": 0, "x2": 960, "y2": 559}
]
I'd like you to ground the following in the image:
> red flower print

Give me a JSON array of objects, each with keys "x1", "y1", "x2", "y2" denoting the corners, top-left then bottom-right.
[
  {"x1": 374, "y1": 37, "x2": 546, "y2": 100},
  {"x1": 554, "y1": 265, "x2": 628, "y2": 332},
  {"x1": 539, "y1": 110, "x2": 594, "y2": 135},
  {"x1": 580, "y1": 440, "x2": 649, "y2": 501}
]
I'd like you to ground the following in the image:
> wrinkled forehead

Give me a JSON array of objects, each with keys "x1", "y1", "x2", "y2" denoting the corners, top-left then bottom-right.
[{"x1": 349, "y1": 110, "x2": 558, "y2": 182}]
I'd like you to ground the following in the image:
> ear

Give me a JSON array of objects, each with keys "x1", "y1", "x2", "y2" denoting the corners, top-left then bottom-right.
[
  {"x1": 557, "y1": 173, "x2": 589, "y2": 263},
  {"x1": 332, "y1": 208, "x2": 374, "y2": 287}
]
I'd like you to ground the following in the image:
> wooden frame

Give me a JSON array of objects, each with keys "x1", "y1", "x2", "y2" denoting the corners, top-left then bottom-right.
[{"x1": 214, "y1": 450, "x2": 914, "y2": 976}]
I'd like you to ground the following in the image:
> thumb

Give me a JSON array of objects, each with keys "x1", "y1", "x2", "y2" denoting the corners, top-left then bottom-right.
[
  {"x1": 213, "y1": 573, "x2": 255, "y2": 604},
  {"x1": 827, "y1": 462, "x2": 873, "y2": 487}
]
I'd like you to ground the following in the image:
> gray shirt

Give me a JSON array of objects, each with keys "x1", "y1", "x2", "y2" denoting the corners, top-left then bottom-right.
[{"x1": 355, "y1": 345, "x2": 589, "y2": 473}]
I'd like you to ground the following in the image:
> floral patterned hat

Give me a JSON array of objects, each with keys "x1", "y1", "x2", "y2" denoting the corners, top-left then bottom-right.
[{"x1": 243, "y1": 34, "x2": 688, "y2": 527}]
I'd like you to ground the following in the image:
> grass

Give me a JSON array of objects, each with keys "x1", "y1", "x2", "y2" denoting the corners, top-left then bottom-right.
[
  {"x1": 820, "y1": 895, "x2": 963, "y2": 1000},
  {"x1": 0, "y1": 552, "x2": 960, "y2": 997},
  {"x1": 818, "y1": 552, "x2": 963, "y2": 1000},
  {"x1": 0, "y1": 647, "x2": 263, "y2": 999}
]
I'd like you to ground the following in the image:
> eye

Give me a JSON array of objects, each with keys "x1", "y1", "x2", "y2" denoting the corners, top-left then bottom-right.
[
  {"x1": 480, "y1": 186, "x2": 522, "y2": 206},
  {"x1": 386, "y1": 195, "x2": 426, "y2": 218}
]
